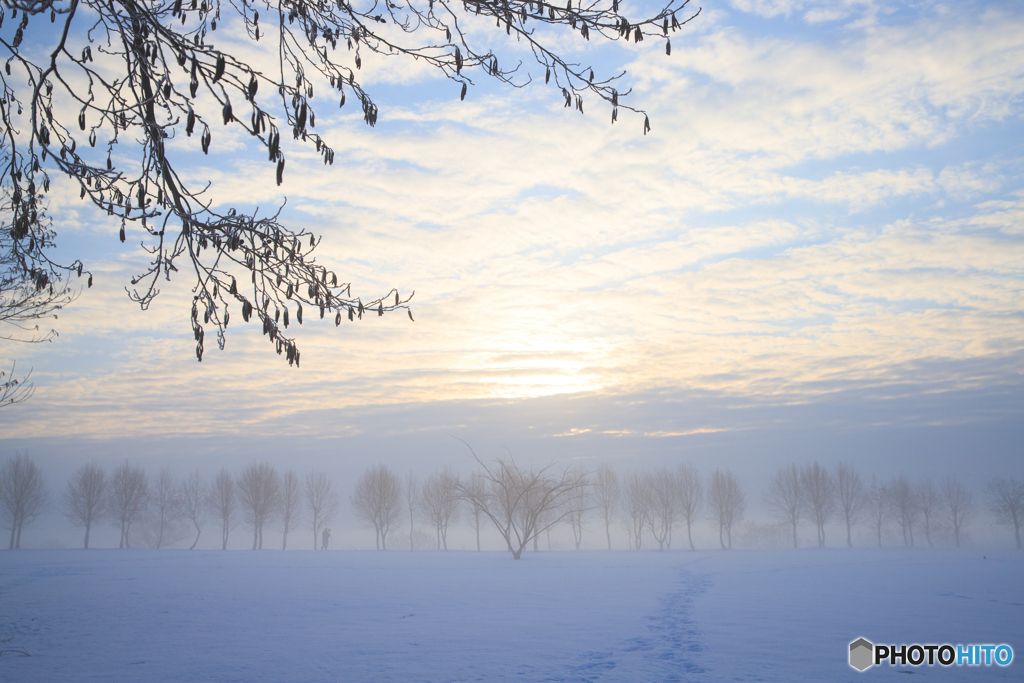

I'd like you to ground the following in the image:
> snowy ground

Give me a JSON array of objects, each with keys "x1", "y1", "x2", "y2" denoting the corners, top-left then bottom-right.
[{"x1": 1, "y1": 548, "x2": 1020, "y2": 682}]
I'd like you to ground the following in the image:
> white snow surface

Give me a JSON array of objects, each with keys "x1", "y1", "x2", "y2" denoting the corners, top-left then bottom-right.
[{"x1": 1, "y1": 548, "x2": 1021, "y2": 682}]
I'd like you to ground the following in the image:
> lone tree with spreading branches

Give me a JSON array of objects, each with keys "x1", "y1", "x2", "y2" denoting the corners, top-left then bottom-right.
[
  {"x1": 0, "y1": 0, "x2": 699, "y2": 367},
  {"x1": 452, "y1": 438, "x2": 588, "y2": 560}
]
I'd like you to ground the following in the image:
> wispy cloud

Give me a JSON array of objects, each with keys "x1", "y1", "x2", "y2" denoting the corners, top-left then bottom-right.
[{"x1": 4, "y1": 4, "x2": 1024, "y2": 448}]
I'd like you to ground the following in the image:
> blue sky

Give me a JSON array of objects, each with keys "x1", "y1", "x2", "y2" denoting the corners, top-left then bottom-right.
[{"x1": 2, "y1": 0, "x2": 1022, "y2": 508}]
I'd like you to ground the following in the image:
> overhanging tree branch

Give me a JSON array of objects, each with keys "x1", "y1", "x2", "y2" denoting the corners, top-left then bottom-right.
[{"x1": 1, "y1": 0, "x2": 699, "y2": 365}]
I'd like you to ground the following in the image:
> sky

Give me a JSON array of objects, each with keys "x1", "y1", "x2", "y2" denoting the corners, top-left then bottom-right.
[{"x1": 1, "y1": 0, "x2": 1023, "y2": 545}]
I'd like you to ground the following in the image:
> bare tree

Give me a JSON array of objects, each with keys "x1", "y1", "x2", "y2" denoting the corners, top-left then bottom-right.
[
  {"x1": 237, "y1": 462, "x2": 281, "y2": 550},
  {"x1": 61, "y1": 462, "x2": 106, "y2": 549},
  {"x1": 890, "y1": 474, "x2": 918, "y2": 547},
  {"x1": 305, "y1": 471, "x2": 339, "y2": 551},
  {"x1": 404, "y1": 472, "x2": 420, "y2": 552},
  {"x1": 764, "y1": 464, "x2": 803, "y2": 549},
  {"x1": 351, "y1": 464, "x2": 402, "y2": 550},
  {"x1": 676, "y1": 463, "x2": 702, "y2": 552},
  {"x1": 279, "y1": 470, "x2": 301, "y2": 550},
  {"x1": 107, "y1": 461, "x2": 149, "y2": 548},
  {"x1": 915, "y1": 479, "x2": 940, "y2": 548},
  {"x1": 0, "y1": 451, "x2": 48, "y2": 549},
  {"x1": 648, "y1": 468, "x2": 678, "y2": 551},
  {"x1": 835, "y1": 463, "x2": 867, "y2": 548},
  {"x1": 563, "y1": 466, "x2": 591, "y2": 550},
  {"x1": 452, "y1": 442, "x2": 589, "y2": 560},
  {"x1": 206, "y1": 468, "x2": 237, "y2": 550},
  {"x1": 622, "y1": 472, "x2": 651, "y2": 550},
  {"x1": 866, "y1": 476, "x2": 889, "y2": 547},
  {"x1": 0, "y1": 0, "x2": 697, "y2": 368},
  {"x1": 145, "y1": 468, "x2": 185, "y2": 549},
  {"x1": 178, "y1": 470, "x2": 206, "y2": 550},
  {"x1": 940, "y1": 477, "x2": 974, "y2": 548},
  {"x1": 707, "y1": 469, "x2": 744, "y2": 550},
  {"x1": 464, "y1": 472, "x2": 487, "y2": 552},
  {"x1": 592, "y1": 464, "x2": 620, "y2": 550},
  {"x1": 986, "y1": 476, "x2": 1024, "y2": 549},
  {"x1": 419, "y1": 468, "x2": 461, "y2": 550},
  {"x1": 800, "y1": 462, "x2": 834, "y2": 547}
]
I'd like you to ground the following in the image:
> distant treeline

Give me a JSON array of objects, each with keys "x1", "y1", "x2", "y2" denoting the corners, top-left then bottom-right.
[{"x1": 1, "y1": 451, "x2": 1022, "y2": 555}]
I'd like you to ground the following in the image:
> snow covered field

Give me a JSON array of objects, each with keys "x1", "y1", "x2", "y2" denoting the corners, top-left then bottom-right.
[{"x1": 1, "y1": 548, "x2": 1021, "y2": 682}]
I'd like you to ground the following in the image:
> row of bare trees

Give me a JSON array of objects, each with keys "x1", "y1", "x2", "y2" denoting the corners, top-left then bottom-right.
[
  {"x1": 58, "y1": 460, "x2": 339, "y2": 550},
  {"x1": 350, "y1": 453, "x2": 748, "y2": 556},
  {"x1": 4, "y1": 451, "x2": 1023, "y2": 551},
  {"x1": 351, "y1": 448, "x2": 591, "y2": 559},
  {"x1": 763, "y1": 462, "x2": 1019, "y2": 549},
  {"x1": 613, "y1": 465, "x2": 745, "y2": 551},
  {"x1": 351, "y1": 455, "x2": 1024, "y2": 554}
]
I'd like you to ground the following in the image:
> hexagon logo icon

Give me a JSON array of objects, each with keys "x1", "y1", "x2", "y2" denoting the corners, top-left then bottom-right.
[{"x1": 850, "y1": 638, "x2": 874, "y2": 671}]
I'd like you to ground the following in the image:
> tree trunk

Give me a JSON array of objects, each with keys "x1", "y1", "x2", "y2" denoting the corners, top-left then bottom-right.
[
  {"x1": 719, "y1": 522, "x2": 725, "y2": 550},
  {"x1": 606, "y1": 517, "x2": 612, "y2": 550},
  {"x1": 476, "y1": 520, "x2": 481, "y2": 552},
  {"x1": 84, "y1": 521, "x2": 91, "y2": 549},
  {"x1": 252, "y1": 526, "x2": 258, "y2": 550},
  {"x1": 10, "y1": 522, "x2": 17, "y2": 550},
  {"x1": 687, "y1": 520, "x2": 695, "y2": 551},
  {"x1": 190, "y1": 523, "x2": 201, "y2": 550},
  {"x1": 792, "y1": 520, "x2": 798, "y2": 549},
  {"x1": 156, "y1": 513, "x2": 165, "y2": 550},
  {"x1": 846, "y1": 517, "x2": 852, "y2": 548}
]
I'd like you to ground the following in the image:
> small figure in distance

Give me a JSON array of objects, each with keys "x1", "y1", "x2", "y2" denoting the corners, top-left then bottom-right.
[{"x1": 322, "y1": 528, "x2": 331, "y2": 550}]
